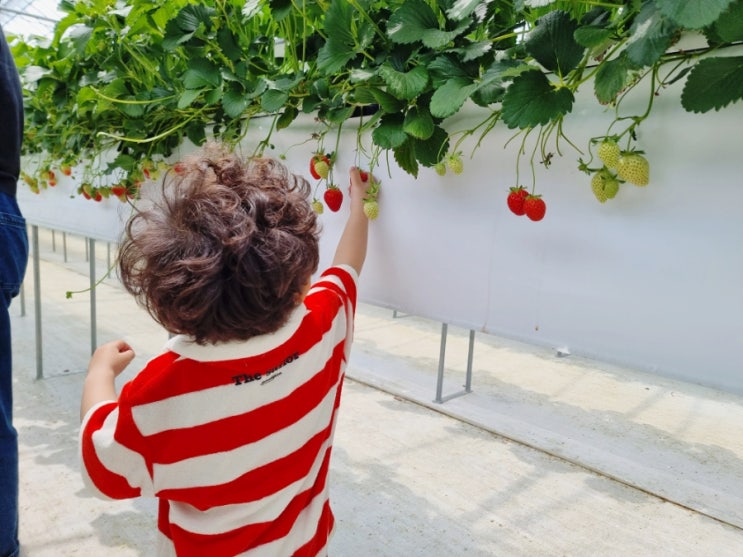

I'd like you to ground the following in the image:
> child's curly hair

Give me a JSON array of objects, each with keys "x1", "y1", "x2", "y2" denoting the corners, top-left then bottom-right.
[{"x1": 118, "y1": 143, "x2": 320, "y2": 345}]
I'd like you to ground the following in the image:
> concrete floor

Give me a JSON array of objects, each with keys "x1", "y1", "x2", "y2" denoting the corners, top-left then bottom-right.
[{"x1": 10, "y1": 228, "x2": 743, "y2": 556}]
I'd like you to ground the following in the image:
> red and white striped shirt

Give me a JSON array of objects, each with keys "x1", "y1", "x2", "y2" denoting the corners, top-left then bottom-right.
[{"x1": 80, "y1": 265, "x2": 358, "y2": 556}]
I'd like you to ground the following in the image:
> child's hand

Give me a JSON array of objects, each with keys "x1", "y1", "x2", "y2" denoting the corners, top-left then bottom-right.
[
  {"x1": 348, "y1": 167, "x2": 371, "y2": 209},
  {"x1": 89, "y1": 340, "x2": 136, "y2": 377}
]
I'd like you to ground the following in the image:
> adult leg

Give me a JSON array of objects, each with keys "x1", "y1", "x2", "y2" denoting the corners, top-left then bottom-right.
[{"x1": 0, "y1": 194, "x2": 29, "y2": 557}]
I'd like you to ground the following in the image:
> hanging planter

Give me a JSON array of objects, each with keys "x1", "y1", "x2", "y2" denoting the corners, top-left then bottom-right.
[{"x1": 8, "y1": 0, "x2": 743, "y2": 215}]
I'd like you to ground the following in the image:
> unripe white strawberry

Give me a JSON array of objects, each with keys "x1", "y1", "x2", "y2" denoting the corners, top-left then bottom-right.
[
  {"x1": 616, "y1": 153, "x2": 649, "y2": 186},
  {"x1": 363, "y1": 200, "x2": 379, "y2": 220},
  {"x1": 597, "y1": 139, "x2": 621, "y2": 169},
  {"x1": 591, "y1": 169, "x2": 620, "y2": 203},
  {"x1": 311, "y1": 199, "x2": 324, "y2": 214},
  {"x1": 446, "y1": 154, "x2": 463, "y2": 175}
]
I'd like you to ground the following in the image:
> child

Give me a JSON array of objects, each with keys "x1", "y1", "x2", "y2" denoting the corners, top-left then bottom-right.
[{"x1": 79, "y1": 142, "x2": 370, "y2": 556}]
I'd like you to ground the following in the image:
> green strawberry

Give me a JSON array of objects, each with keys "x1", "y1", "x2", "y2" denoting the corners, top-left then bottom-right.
[
  {"x1": 446, "y1": 153, "x2": 464, "y2": 175},
  {"x1": 597, "y1": 139, "x2": 621, "y2": 169},
  {"x1": 363, "y1": 200, "x2": 379, "y2": 220},
  {"x1": 591, "y1": 169, "x2": 620, "y2": 203},
  {"x1": 616, "y1": 153, "x2": 649, "y2": 186},
  {"x1": 311, "y1": 198, "x2": 324, "y2": 214},
  {"x1": 434, "y1": 162, "x2": 447, "y2": 176}
]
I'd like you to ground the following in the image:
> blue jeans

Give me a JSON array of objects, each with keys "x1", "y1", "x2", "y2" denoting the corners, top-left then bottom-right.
[{"x1": 0, "y1": 193, "x2": 27, "y2": 557}]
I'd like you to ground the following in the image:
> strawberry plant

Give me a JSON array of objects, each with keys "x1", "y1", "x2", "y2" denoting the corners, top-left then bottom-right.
[{"x1": 6, "y1": 0, "x2": 743, "y2": 209}]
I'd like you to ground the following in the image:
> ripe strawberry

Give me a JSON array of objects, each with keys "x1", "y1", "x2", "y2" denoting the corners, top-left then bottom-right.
[
  {"x1": 81, "y1": 183, "x2": 93, "y2": 199},
  {"x1": 507, "y1": 186, "x2": 529, "y2": 215},
  {"x1": 616, "y1": 153, "x2": 649, "y2": 186},
  {"x1": 60, "y1": 163, "x2": 72, "y2": 176},
  {"x1": 590, "y1": 170, "x2": 620, "y2": 203},
  {"x1": 323, "y1": 185, "x2": 343, "y2": 212},
  {"x1": 310, "y1": 154, "x2": 331, "y2": 180},
  {"x1": 359, "y1": 170, "x2": 369, "y2": 182},
  {"x1": 47, "y1": 178, "x2": 57, "y2": 187},
  {"x1": 523, "y1": 195, "x2": 546, "y2": 221},
  {"x1": 311, "y1": 199, "x2": 324, "y2": 214},
  {"x1": 597, "y1": 139, "x2": 621, "y2": 169},
  {"x1": 446, "y1": 153, "x2": 464, "y2": 175}
]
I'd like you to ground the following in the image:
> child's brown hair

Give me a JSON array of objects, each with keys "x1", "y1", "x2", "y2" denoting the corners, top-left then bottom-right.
[{"x1": 118, "y1": 143, "x2": 320, "y2": 345}]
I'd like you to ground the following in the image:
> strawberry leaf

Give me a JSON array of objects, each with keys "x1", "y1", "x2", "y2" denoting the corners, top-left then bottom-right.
[
  {"x1": 656, "y1": 0, "x2": 735, "y2": 29},
  {"x1": 182, "y1": 58, "x2": 221, "y2": 89},
  {"x1": 372, "y1": 114, "x2": 408, "y2": 148},
  {"x1": 574, "y1": 25, "x2": 613, "y2": 49},
  {"x1": 681, "y1": 56, "x2": 743, "y2": 113},
  {"x1": 378, "y1": 64, "x2": 430, "y2": 101},
  {"x1": 594, "y1": 53, "x2": 630, "y2": 104},
  {"x1": 525, "y1": 10, "x2": 585, "y2": 75},
  {"x1": 387, "y1": 0, "x2": 438, "y2": 44},
  {"x1": 430, "y1": 77, "x2": 477, "y2": 118},
  {"x1": 317, "y1": 1, "x2": 356, "y2": 73},
  {"x1": 394, "y1": 139, "x2": 419, "y2": 177},
  {"x1": 413, "y1": 125, "x2": 449, "y2": 167},
  {"x1": 709, "y1": 0, "x2": 743, "y2": 42},
  {"x1": 403, "y1": 105, "x2": 435, "y2": 139},
  {"x1": 446, "y1": 0, "x2": 483, "y2": 21},
  {"x1": 501, "y1": 69, "x2": 574, "y2": 129},
  {"x1": 625, "y1": 3, "x2": 679, "y2": 68},
  {"x1": 261, "y1": 89, "x2": 289, "y2": 113}
]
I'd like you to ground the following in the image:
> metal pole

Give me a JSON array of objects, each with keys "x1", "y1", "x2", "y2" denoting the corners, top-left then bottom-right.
[
  {"x1": 465, "y1": 330, "x2": 475, "y2": 392},
  {"x1": 62, "y1": 232, "x2": 67, "y2": 262},
  {"x1": 435, "y1": 323, "x2": 448, "y2": 403},
  {"x1": 32, "y1": 226, "x2": 43, "y2": 380},
  {"x1": 89, "y1": 238, "x2": 97, "y2": 354}
]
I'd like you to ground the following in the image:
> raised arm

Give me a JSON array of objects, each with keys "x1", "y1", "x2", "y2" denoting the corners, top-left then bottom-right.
[{"x1": 332, "y1": 167, "x2": 370, "y2": 275}]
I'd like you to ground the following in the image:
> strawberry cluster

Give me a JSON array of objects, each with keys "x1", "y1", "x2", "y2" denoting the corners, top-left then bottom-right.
[{"x1": 507, "y1": 186, "x2": 546, "y2": 221}]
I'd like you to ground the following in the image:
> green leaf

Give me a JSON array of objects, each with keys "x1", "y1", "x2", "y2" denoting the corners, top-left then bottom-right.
[
  {"x1": 326, "y1": 105, "x2": 355, "y2": 124},
  {"x1": 403, "y1": 105, "x2": 435, "y2": 139},
  {"x1": 447, "y1": 0, "x2": 484, "y2": 21},
  {"x1": 183, "y1": 58, "x2": 221, "y2": 89},
  {"x1": 178, "y1": 88, "x2": 203, "y2": 109},
  {"x1": 357, "y1": 86, "x2": 407, "y2": 113},
  {"x1": 387, "y1": 0, "x2": 438, "y2": 45},
  {"x1": 222, "y1": 87, "x2": 250, "y2": 118},
  {"x1": 414, "y1": 125, "x2": 449, "y2": 167},
  {"x1": 276, "y1": 106, "x2": 298, "y2": 130},
  {"x1": 317, "y1": 0, "x2": 357, "y2": 73},
  {"x1": 459, "y1": 41, "x2": 493, "y2": 63},
  {"x1": 430, "y1": 77, "x2": 477, "y2": 118},
  {"x1": 317, "y1": 40, "x2": 356, "y2": 74},
  {"x1": 393, "y1": 139, "x2": 419, "y2": 177},
  {"x1": 710, "y1": 0, "x2": 743, "y2": 42},
  {"x1": 574, "y1": 25, "x2": 613, "y2": 48},
  {"x1": 525, "y1": 10, "x2": 585, "y2": 75},
  {"x1": 421, "y1": 20, "x2": 471, "y2": 49},
  {"x1": 625, "y1": 3, "x2": 679, "y2": 68},
  {"x1": 261, "y1": 89, "x2": 289, "y2": 113},
  {"x1": 594, "y1": 54, "x2": 630, "y2": 104},
  {"x1": 656, "y1": 0, "x2": 735, "y2": 29},
  {"x1": 501, "y1": 69, "x2": 574, "y2": 129},
  {"x1": 372, "y1": 114, "x2": 408, "y2": 148},
  {"x1": 378, "y1": 64, "x2": 430, "y2": 100},
  {"x1": 681, "y1": 56, "x2": 743, "y2": 113}
]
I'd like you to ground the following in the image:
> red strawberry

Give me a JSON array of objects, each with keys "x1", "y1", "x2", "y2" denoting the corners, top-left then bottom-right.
[
  {"x1": 359, "y1": 170, "x2": 369, "y2": 182},
  {"x1": 523, "y1": 195, "x2": 546, "y2": 221},
  {"x1": 310, "y1": 154, "x2": 331, "y2": 180},
  {"x1": 323, "y1": 185, "x2": 343, "y2": 212},
  {"x1": 507, "y1": 186, "x2": 529, "y2": 216},
  {"x1": 60, "y1": 164, "x2": 72, "y2": 176}
]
